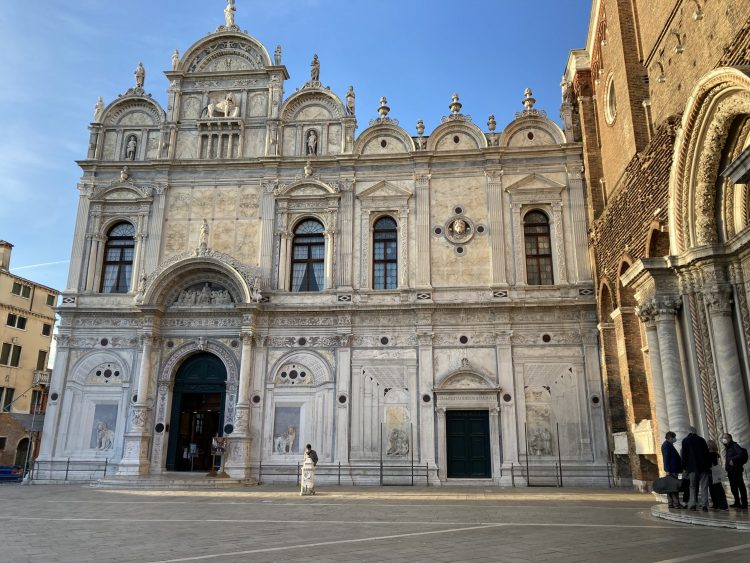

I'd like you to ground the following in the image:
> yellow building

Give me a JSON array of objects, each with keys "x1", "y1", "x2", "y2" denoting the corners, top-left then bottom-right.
[{"x1": 0, "y1": 241, "x2": 59, "y2": 415}]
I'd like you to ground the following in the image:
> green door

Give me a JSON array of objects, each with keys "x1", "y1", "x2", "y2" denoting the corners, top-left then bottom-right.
[
  {"x1": 166, "y1": 353, "x2": 227, "y2": 471},
  {"x1": 446, "y1": 410, "x2": 491, "y2": 478}
]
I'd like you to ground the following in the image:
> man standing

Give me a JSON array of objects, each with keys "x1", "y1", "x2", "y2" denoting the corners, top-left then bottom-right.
[
  {"x1": 723, "y1": 433, "x2": 748, "y2": 509},
  {"x1": 682, "y1": 426, "x2": 711, "y2": 511},
  {"x1": 661, "y1": 431, "x2": 683, "y2": 509}
]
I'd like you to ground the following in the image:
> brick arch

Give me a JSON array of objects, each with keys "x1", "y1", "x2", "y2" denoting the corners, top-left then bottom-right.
[
  {"x1": 598, "y1": 279, "x2": 617, "y2": 320},
  {"x1": 644, "y1": 221, "x2": 670, "y2": 258},
  {"x1": 616, "y1": 255, "x2": 637, "y2": 308}
]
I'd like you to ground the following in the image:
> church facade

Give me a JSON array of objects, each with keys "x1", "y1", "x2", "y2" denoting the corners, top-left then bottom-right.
[{"x1": 38, "y1": 4, "x2": 609, "y2": 485}]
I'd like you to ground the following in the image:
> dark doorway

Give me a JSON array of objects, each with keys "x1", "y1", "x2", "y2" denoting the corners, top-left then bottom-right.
[
  {"x1": 446, "y1": 410, "x2": 491, "y2": 478},
  {"x1": 166, "y1": 353, "x2": 227, "y2": 471}
]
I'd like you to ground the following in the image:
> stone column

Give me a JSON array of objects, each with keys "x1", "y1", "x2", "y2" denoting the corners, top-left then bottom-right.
[
  {"x1": 635, "y1": 304, "x2": 669, "y2": 439},
  {"x1": 118, "y1": 333, "x2": 155, "y2": 476},
  {"x1": 417, "y1": 331, "x2": 436, "y2": 468},
  {"x1": 485, "y1": 170, "x2": 507, "y2": 285},
  {"x1": 511, "y1": 203, "x2": 525, "y2": 285},
  {"x1": 260, "y1": 181, "x2": 277, "y2": 282},
  {"x1": 335, "y1": 319, "x2": 352, "y2": 469},
  {"x1": 415, "y1": 174, "x2": 431, "y2": 288},
  {"x1": 67, "y1": 185, "x2": 92, "y2": 292},
  {"x1": 705, "y1": 286, "x2": 750, "y2": 447},
  {"x1": 495, "y1": 330, "x2": 518, "y2": 469},
  {"x1": 489, "y1": 406, "x2": 502, "y2": 485},
  {"x1": 226, "y1": 330, "x2": 253, "y2": 478},
  {"x1": 653, "y1": 297, "x2": 691, "y2": 441},
  {"x1": 582, "y1": 329, "x2": 609, "y2": 463},
  {"x1": 436, "y1": 407, "x2": 447, "y2": 482},
  {"x1": 398, "y1": 208, "x2": 409, "y2": 289},
  {"x1": 551, "y1": 202, "x2": 568, "y2": 285},
  {"x1": 143, "y1": 186, "x2": 166, "y2": 274},
  {"x1": 324, "y1": 229, "x2": 335, "y2": 290},
  {"x1": 566, "y1": 166, "x2": 591, "y2": 282},
  {"x1": 37, "y1": 333, "x2": 73, "y2": 462},
  {"x1": 338, "y1": 182, "x2": 354, "y2": 289}
]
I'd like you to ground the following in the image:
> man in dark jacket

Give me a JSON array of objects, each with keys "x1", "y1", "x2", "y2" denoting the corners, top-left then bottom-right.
[
  {"x1": 661, "y1": 431, "x2": 683, "y2": 508},
  {"x1": 682, "y1": 426, "x2": 711, "y2": 511},
  {"x1": 722, "y1": 433, "x2": 748, "y2": 509}
]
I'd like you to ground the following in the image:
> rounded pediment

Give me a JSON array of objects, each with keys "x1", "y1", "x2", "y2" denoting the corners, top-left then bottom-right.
[
  {"x1": 500, "y1": 115, "x2": 565, "y2": 147},
  {"x1": 426, "y1": 121, "x2": 488, "y2": 152},
  {"x1": 275, "y1": 178, "x2": 340, "y2": 198},
  {"x1": 180, "y1": 32, "x2": 272, "y2": 73},
  {"x1": 281, "y1": 89, "x2": 346, "y2": 122},
  {"x1": 355, "y1": 123, "x2": 416, "y2": 155},
  {"x1": 102, "y1": 96, "x2": 165, "y2": 127},
  {"x1": 436, "y1": 365, "x2": 496, "y2": 391},
  {"x1": 269, "y1": 351, "x2": 333, "y2": 386}
]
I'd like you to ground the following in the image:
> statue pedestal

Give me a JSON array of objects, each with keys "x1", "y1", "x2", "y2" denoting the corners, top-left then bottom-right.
[
  {"x1": 117, "y1": 433, "x2": 151, "y2": 476},
  {"x1": 300, "y1": 458, "x2": 316, "y2": 495},
  {"x1": 224, "y1": 434, "x2": 252, "y2": 479}
]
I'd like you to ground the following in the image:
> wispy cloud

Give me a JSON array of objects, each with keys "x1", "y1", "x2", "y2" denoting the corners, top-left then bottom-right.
[{"x1": 11, "y1": 260, "x2": 70, "y2": 272}]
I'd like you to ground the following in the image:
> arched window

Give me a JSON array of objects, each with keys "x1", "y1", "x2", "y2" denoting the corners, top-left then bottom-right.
[
  {"x1": 523, "y1": 211, "x2": 554, "y2": 285},
  {"x1": 373, "y1": 216, "x2": 398, "y2": 290},
  {"x1": 101, "y1": 222, "x2": 136, "y2": 293},
  {"x1": 291, "y1": 219, "x2": 325, "y2": 292}
]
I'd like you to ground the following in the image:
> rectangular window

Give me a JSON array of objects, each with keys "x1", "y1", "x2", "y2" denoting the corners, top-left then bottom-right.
[
  {"x1": 30, "y1": 390, "x2": 45, "y2": 415},
  {"x1": 42, "y1": 323, "x2": 52, "y2": 337},
  {"x1": 6, "y1": 313, "x2": 16, "y2": 327},
  {"x1": 6, "y1": 314, "x2": 28, "y2": 330},
  {"x1": 12, "y1": 282, "x2": 32, "y2": 298},
  {"x1": 46, "y1": 294, "x2": 56, "y2": 307},
  {"x1": 11, "y1": 281, "x2": 21, "y2": 295},
  {"x1": 36, "y1": 350, "x2": 48, "y2": 371},
  {"x1": 0, "y1": 437, "x2": 6, "y2": 450},
  {"x1": 0, "y1": 343, "x2": 22, "y2": 367},
  {"x1": 1, "y1": 388, "x2": 14, "y2": 412}
]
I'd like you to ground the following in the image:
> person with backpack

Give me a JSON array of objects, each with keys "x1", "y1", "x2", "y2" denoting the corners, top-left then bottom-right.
[{"x1": 722, "y1": 433, "x2": 748, "y2": 509}]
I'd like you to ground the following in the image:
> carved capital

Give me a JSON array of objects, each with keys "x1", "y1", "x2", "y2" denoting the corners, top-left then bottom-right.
[
  {"x1": 653, "y1": 296, "x2": 682, "y2": 317},
  {"x1": 415, "y1": 175, "x2": 431, "y2": 188},
  {"x1": 417, "y1": 333, "x2": 433, "y2": 346},
  {"x1": 634, "y1": 301, "x2": 657, "y2": 324},
  {"x1": 704, "y1": 286, "x2": 733, "y2": 315},
  {"x1": 494, "y1": 330, "x2": 512, "y2": 346}
]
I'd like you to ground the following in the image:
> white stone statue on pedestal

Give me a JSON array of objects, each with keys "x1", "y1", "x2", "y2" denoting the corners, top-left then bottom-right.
[
  {"x1": 300, "y1": 444, "x2": 317, "y2": 495},
  {"x1": 171, "y1": 49, "x2": 180, "y2": 71},
  {"x1": 135, "y1": 62, "x2": 145, "y2": 89},
  {"x1": 94, "y1": 96, "x2": 105, "y2": 122}
]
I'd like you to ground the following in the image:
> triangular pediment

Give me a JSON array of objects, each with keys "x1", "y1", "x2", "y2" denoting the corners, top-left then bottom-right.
[
  {"x1": 358, "y1": 181, "x2": 412, "y2": 200},
  {"x1": 504, "y1": 173, "x2": 566, "y2": 194}
]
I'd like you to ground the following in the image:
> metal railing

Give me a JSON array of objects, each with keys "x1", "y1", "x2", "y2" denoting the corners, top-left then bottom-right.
[
  {"x1": 28, "y1": 458, "x2": 110, "y2": 482},
  {"x1": 258, "y1": 461, "x2": 429, "y2": 486}
]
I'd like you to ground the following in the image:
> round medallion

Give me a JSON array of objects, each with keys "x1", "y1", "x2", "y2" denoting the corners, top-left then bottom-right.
[{"x1": 444, "y1": 215, "x2": 475, "y2": 244}]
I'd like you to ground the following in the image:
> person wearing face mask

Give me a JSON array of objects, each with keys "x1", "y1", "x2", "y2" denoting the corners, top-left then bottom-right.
[
  {"x1": 722, "y1": 433, "x2": 748, "y2": 509},
  {"x1": 661, "y1": 431, "x2": 684, "y2": 509}
]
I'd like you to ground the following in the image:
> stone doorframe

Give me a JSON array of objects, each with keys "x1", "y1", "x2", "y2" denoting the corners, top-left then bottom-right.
[{"x1": 434, "y1": 364, "x2": 502, "y2": 484}]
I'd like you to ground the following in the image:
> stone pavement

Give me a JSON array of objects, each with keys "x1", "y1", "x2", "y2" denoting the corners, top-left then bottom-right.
[{"x1": 1, "y1": 484, "x2": 749, "y2": 562}]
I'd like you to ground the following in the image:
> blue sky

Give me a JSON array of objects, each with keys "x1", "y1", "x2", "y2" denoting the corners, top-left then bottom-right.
[{"x1": 0, "y1": 0, "x2": 591, "y2": 293}]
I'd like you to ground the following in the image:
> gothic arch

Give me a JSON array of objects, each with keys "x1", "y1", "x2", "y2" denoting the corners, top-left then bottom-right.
[{"x1": 669, "y1": 67, "x2": 750, "y2": 253}]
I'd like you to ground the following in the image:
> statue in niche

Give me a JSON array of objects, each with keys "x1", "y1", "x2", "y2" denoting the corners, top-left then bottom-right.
[
  {"x1": 274, "y1": 45, "x2": 282, "y2": 65},
  {"x1": 386, "y1": 428, "x2": 410, "y2": 456},
  {"x1": 251, "y1": 276, "x2": 262, "y2": 303},
  {"x1": 125, "y1": 135, "x2": 138, "y2": 160},
  {"x1": 346, "y1": 86, "x2": 355, "y2": 116},
  {"x1": 274, "y1": 426, "x2": 297, "y2": 454},
  {"x1": 94, "y1": 96, "x2": 105, "y2": 122},
  {"x1": 199, "y1": 219, "x2": 209, "y2": 250},
  {"x1": 96, "y1": 422, "x2": 114, "y2": 450},
  {"x1": 171, "y1": 49, "x2": 180, "y2": 71},
  {"x1": 310, "y1": 54, "x2": 320, "y2": 82},
  {"x1": 134, "y1": 62, "x2": 145, "y2": 88},
  {"x1": 306, "y1": 129, "x2": 318, "y2": 155},
  {"x1": 120, "y1": 166, "x2": 129, "y2": 182},
  {"x1": 224, "y1": 0, "x2": 236, "y2": 27},
  {"x1": 137, "y1": 271, "x2": 147, "y2": 294}
]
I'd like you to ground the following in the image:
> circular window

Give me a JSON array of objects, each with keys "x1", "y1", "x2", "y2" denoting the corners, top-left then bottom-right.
[
  {"x1": 100, "y1": 338, "x2": 108, "y2": 347},
  {"x1": 380, "y1": 139, "x2": 387, "y2": 148},
  {"x1": 456, "y1": 246, "x2": 464, "y2": 254},
  {"x1": 434, "y1": 227, "x2": 443, "y2": 235},
  {"x1": 605, "y1": 74, "x2": 617, "y2": 124},
  {"x1": 503, "y1": 393, "x2": 512, "y2": 403},
  {"x1": 300, "y1": 371, "x2": 306, "y2": 378},
  {"x1": 453, "y1": 135, "x2": 460, "y2": 144},
  {"x1": 224, "y1": 424, "x2": 234, "y2": 435},
  {"x1": 154, "y1": 423, "x2": 165, "y2": 433},
  {"x1": 592, "y1": 396, "x2": 601, "y2": 405},
  {"x1": 380, "y1": 336, "x2": 389, "y2": 345},
  {"x1": 281, "y1": 371, "x2": 287, "y2": 378},
  {"x1": 338, "y1": 395, "x2": 347, "y2": 404},
  {"x1": 132, "y1": 394, "x2": 138, "y2": 403},
  {"x1": 459, "y1": 335, "x2": 468, "y2": 344},
  {"x1": 50, "y1": 392, "x2": 59, "y2": 401},
  {"x1": 542, "y1": 334, "x2": 552, "y2": 343},
  {"x1": 298, "y1": 337, "x2": 307, "y2": 346},
  {"x1": 454, "y1": 206, "x2": 463, "y2": 215},
  {"x1": 476, "y1": 225, "x2": 485, "y2": 234},
  {"x1": 96, "y1": 370, "x2": 102, "y2": 377},
  {"x1": 114, "y1": 371, "x2": 120, "y2": 377},
  {"x1": 527, "y1": 131, "x2": 535, "y2": 140},
  {"x1": 166, "y1": 340, "x2": 174, "y2": 348},
  {"x1": 422, "y1": 394, "x2": 431, "y2": 403},
  {"x1": 289, "y1": 370, "x2": 298, "y2": 380},
  {"x1": 230, "y1": 340, "x2": 239, "y2": 348},
  {"x1": 103, "y1": 369, "x2": 112, "y2": 379},
  {"x1": 251, "y1": 394, "x2": 261, "y2": 404}
]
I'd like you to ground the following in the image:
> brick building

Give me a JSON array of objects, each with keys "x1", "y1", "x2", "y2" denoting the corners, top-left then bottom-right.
[{"x1": 563, "y1": 0, "x2": 750, "y2": 488}]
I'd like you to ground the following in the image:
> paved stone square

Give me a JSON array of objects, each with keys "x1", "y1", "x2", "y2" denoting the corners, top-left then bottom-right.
[{"x1": 1, "y1": 485, "x2": 749, "y2": 562}]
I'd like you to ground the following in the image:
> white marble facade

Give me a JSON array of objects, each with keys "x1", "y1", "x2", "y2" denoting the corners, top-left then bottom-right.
[{"x1": 38, "y1": 5, "x2": 609, "y2": 485}]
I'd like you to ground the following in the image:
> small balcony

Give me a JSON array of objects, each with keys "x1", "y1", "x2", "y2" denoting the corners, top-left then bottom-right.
[{"x1": 33, "y1": 370, "x2": 51, "y2": 387}]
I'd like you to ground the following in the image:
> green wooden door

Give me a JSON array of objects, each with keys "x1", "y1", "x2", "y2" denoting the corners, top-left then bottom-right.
[{"x1": 446, "y1": 410, "x2": 491, "y2": 478}]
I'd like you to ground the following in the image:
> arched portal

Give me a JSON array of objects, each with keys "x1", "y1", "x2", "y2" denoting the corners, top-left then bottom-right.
[{"x1": 166, "y1": 353, "x2": 227, "y2": 471}]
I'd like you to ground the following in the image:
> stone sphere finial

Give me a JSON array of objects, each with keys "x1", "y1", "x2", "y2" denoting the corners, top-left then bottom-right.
[
  {"x1": 416, "y1": 119, "x2": 425, "y2": 136},
  {"x1": 378, "y1": 96, "x2": 390, "y2": 118},
  {"x1": 449, "y1": 93, "x2": 462, "y2": 115},
  {"x1": 487, "y1": 114, "x2": 496, "y2": 132},
  {"x1": 522, "y1": 88, "x2": 536, "y2": 110}
]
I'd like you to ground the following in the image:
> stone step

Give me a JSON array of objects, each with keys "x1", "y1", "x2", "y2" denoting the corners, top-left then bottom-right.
[{"x1": 92, "y1": 476, "x2": 258, "y2": 489}]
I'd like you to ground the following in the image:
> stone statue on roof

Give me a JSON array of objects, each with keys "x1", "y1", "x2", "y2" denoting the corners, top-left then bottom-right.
[
  {"x1": 225, "y1": 0, "x2": 236, "y2": 28},
  {"x1": 310, "y1": 54, "x2": 320, "y2": 82},
  {"x1": 134, "y1": 62, "x2": 145, "y2": 88}
]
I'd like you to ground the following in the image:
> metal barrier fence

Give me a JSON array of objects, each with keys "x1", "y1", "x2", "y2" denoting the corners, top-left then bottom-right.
[
  {"x1": 258, "y1": 461, "x2": 429, "y2": 486},
  {"x1": 29, "y1": 458, "x2": 110, "y2": 482},
  {"x1": 508, "y1": 461, "x2": 616, "y2": 488}
]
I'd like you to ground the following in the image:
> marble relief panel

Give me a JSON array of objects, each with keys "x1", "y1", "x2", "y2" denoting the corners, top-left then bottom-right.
[
  {"x1": 162, "y1": 221, "x2": 189, "y2": 256},
  {"x1": 214, "y1": 189, "x2": 237, "y2": 218},
  {"x1": 175, "y1": 130, "x2": 200, "y2": 160},
  {"x1": 282, "y1": 126, "x2": 296, "y2": 155},
  {"x1": 181, "y1": 96, "x2": 202, "y2": 120},
  {"x1": 327, "y1": 124, "x2": 341, "y2": 154},
  {"x1": 211, "y1": 221, "x2": 235, "y2": 255},
  {"x1": 248, "y1": 93, "x2": 267, "y2": 117},
  {"x1": 238, "y1": 186, "x2": 260, "y2": 218},
  {"x1": 190, "y1": 188, "x2": 215, "y2": 219},
  {"x1": 236, "y1": 221, "x2": 260, "y2": 265},
  {"x1": 245, "y1": 128, "x2": 266, "y2": 158},
  {"x1": 167, "y1": 189, "x2": 192, "y2": 220},
  {"x1": 102, "y1": 131, "x2": 117, "y2": 160}
]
